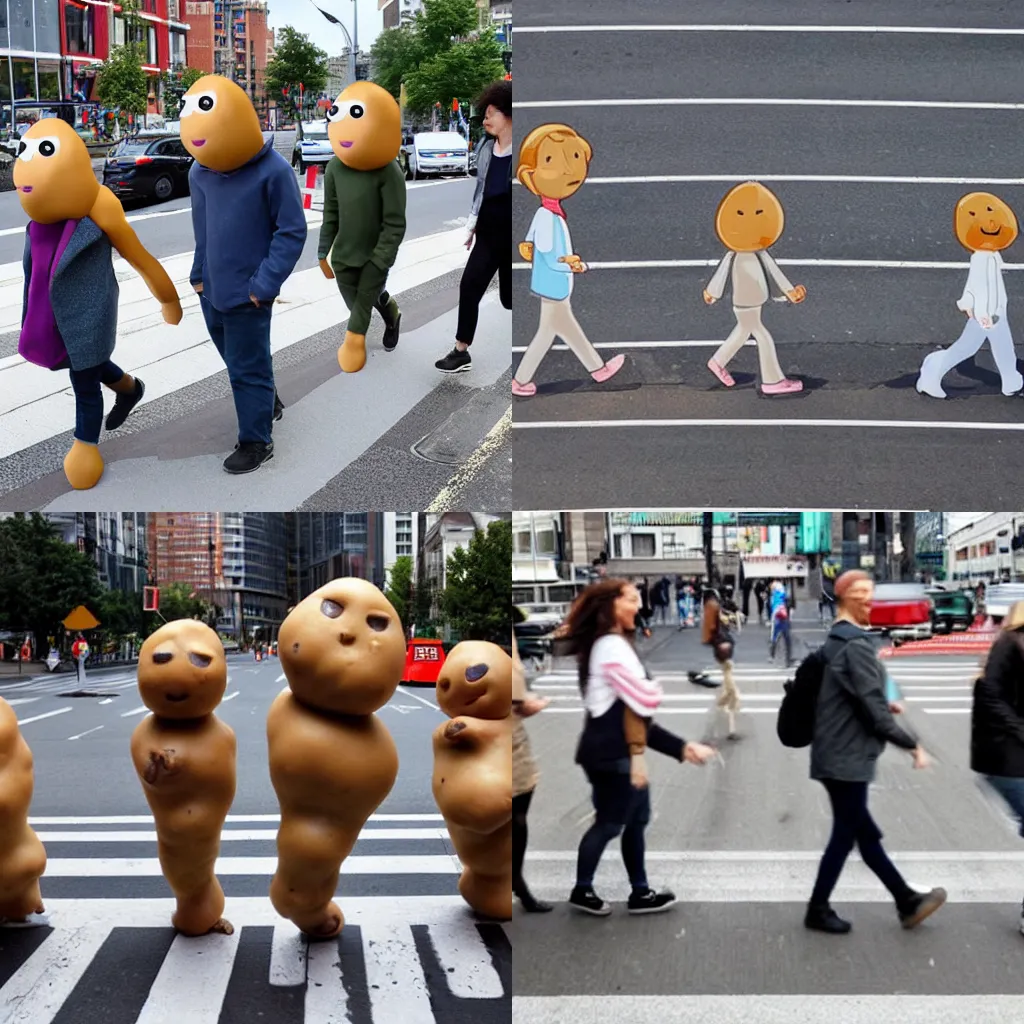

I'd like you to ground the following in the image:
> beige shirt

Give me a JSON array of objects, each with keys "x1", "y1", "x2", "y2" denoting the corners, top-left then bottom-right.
[{"x1": 706, "y1": 250, "x2": 794, "y2": 308}]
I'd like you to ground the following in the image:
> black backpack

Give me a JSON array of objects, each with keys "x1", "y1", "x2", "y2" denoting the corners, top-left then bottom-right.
[{"x1": 777, "y1": 646, "x2": 829, "y2": 748}]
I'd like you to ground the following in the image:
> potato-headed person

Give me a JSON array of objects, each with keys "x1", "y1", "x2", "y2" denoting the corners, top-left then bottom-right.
[
  {"x1": 180, "y1": 75, "x2": 306, "y2": 475},
  {"x1": 514, "y1": 125, "x2": 624, "y2": 397},
  {"x1": 15, "y1": 118, "x2": 182, "y2": 490},
  {"x1": 704, "y1": 181, "x2": 806, "y2": 396},
  {"x1": 130, "y1": 621, "x2": 236, "y2": 936},
  {"x1": 267, "y1": 578, "x2": 406, "y2": 938},
  {"x1": 317, "y1": 82, "x2": 406, "y2": 374},
  {"x1": 0, "y1": 697, "x2": 47, "y2": 925},
  {"x1": 917, "y1": 192, "x2": 1023, "y2": 399},
  {"x1": 433, "y1": 641, "x2": 513, "y2": 920}
]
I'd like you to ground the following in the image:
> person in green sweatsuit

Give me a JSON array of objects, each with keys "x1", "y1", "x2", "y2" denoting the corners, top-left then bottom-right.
[{"x1": 317, "y1": 81, "x2": 407, "y2": 373}]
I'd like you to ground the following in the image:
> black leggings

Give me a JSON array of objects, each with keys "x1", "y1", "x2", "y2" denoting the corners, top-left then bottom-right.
[
  {"x1": 575, "y1": 770, "x2": 650, "y2": 890},
  {"x1": 456, "y1": 194, "x2": 511, "y2": 344},
  {"x1": 513, "y1": 789, "x2": 533, "y2": 894}
]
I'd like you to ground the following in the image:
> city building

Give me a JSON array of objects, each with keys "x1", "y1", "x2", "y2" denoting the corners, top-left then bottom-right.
[
  {"x1": 421, "y1": 512, "x2": 509, "y2": 612},
  {"x1": 383, "y1": 512, "x2": 417, "y2": 586},
  {"x1": 945, "y1": 512, "x2": 1024, "y2": 584},
  {"x1": 213, "y1": 0, "x2": 271, "y2": 118},
  {"x1": 287, "y1": 512, "x2": 385, "y2": 600},
  {"x1": 915, "y1": 511, "x2": 948, "y2": 581},
  {"x1": 184, "y1": 0, "x2": 216, "y2": 72},
  {"x1": 379, "y1": 0, "x2": 421, "y2": 30},
  {"x1": 45, "y1": 512, "x2": 149, "y2": 593}
]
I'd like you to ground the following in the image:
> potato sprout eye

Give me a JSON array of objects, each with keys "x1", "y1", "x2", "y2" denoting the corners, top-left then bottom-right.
[
  {"x1": 189, "y1": 652, "x2": 212, "y2": 668},
  {"x1": 366, "y1": 614, "x2": 390, "y2": 632},
  {"x1": 321, "y1": 598, "x2": 343, "y2": 618}
]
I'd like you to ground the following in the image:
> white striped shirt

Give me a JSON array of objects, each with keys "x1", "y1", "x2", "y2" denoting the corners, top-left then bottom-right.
[{"x1": 585, "y1": 634, "x2": 664, "y2": 718}]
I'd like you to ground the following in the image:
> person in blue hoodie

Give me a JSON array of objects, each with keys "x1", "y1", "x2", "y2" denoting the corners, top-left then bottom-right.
[{"x1": 180, "y1": 75, "x2": 307, "y2": 474}]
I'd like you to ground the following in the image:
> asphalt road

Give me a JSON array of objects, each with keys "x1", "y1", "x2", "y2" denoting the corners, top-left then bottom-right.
[
  {"x1": 511, "y1": 2, "x2": 1024, "y2": 509},
  {"x1": 0, "y1": 655, "x2": 511, "y2": 1024},
  {"x1": 514, "y1": 620, "x2": 1020, "y2": 1022}
]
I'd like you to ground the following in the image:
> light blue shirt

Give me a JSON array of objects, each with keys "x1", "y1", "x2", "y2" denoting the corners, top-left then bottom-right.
[{"x1": 525, "y1": 207, "x2": 573, "y2": 301}]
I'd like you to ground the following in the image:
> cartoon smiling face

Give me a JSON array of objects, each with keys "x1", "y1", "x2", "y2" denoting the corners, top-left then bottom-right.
[
  {"x1": 517, "y1": 124, "x2": 592, "y2": 201},
  {"x1": 325, "y1": 81, "x2": 401, "y2": 171},
  {"x1": 278, "y1": 577, "x2": 406, "y2": 715},
  {"x1": 138, "y1": 620, "x2": 227, "y2": 719},
  {"x1": 13, "y1": 118, "x2": 100, "y2": 224},
  {"x1": 435, "y1": 641, "x2": 512, "y2": 721},
  {"x1": 715, "y1": 181, "x2": 785, "y2": 253},
  {"x1": 179, "y1": 74, "x2": 264, "y2": 173},
  {"x1": 955, "y1": 191, "x2": 1018, "y2": 252}
]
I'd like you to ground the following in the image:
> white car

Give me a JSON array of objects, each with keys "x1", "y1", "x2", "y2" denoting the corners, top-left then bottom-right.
[
  {"x1": 404, "y1": 131, "x2": 469, "y2": 180},
  {"x1": 292, "y1": 122, "x2": 333, "y2": 173}
]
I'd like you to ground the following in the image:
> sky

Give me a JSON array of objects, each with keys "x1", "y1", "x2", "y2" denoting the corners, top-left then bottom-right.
[{"x1": 266, "y1": 0, "x2": 385, "y2": 57}]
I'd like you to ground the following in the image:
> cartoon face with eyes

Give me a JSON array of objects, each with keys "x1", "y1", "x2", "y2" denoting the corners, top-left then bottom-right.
[
  {"x1": 325, "y1": 81, "x2": 402, "y2": 171},
  {"x1": 435, "y1": 641, "x2": 512, "y2": 721},
  {"x1": 516, "y1": 124, "x2": 593, "y2": 201},
  {"x1": 955, "y1": 191, "x2": 1018, "y2": 253},
  {"x1": 715, "y1": 181, "x2": 786, "y2": 253},
  {"x1": 178, "y1": 74, "x2": 264, "y2": 173},
  {"x1": 137, "y1": 620, "x2": 228, "y2": 719},
  {"x1": 13, "y1": 118, "x2": 100, "y2": 224},
  {"x1": 278, "y1": 577, "x2": 406, "y2": 716}
]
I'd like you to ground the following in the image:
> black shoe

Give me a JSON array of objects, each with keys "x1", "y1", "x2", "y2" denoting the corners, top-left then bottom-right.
[
  {"x1": 515, "y1": 887, "x2": 554, "y2": 913},
  {"x1": 435, "y1": 346, "x2": 472, "y2": 373},
  {"x1": 568, "y1": 886, "x2": 611, "y2": 916},
  {"x1": 627, "y1": 887, "x2": 677, "y2": 914},
  {"x1": 376, "y1": 292, "x2": 401, "y2": 351},
  {"x1": 104, "y1": 377, "x2": 145, "y2": 431},
  {"x1": 273, "y1": 392, "x2": 284, "y2": 421},
  {"x1": 688, "y1": 671, "x2": 721, "y2": 689},
  {"x1": 223, "y1": 441, "x2": 273, "y2": 474},
  {"x1": 898, "y1": 887, "x2": 947, "y2": 929},
  {"x1": 804, "y1": 903, "x2": 852, "y2": 934}
]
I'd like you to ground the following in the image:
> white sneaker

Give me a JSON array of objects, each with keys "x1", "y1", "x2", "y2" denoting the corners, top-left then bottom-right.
[{"x1": 1001, "y1": 373, "x2": 1024, "y2": 397}]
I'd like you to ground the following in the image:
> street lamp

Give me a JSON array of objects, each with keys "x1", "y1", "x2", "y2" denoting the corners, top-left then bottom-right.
[{"x1": 308, "y1": 0, "x2": 359, "y2": 86}]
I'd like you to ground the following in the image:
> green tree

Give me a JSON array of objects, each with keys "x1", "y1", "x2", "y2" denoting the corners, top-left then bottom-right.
[
  {"x1": 385, "y1": 556, "x2": 414, "y2": 633},
  {"x1": 148, "y1": 581, "x2": 211, "y2": 631},
  {"x1": 440, "y1": 520, "x2": 512, "y2": 643},
  {"x1": 97, "y1": 587, "x2": 144, "y2": 641},
  {"x1": 0, "y1": 514, "x2": 104, "y2": 648},
  {"x1": 370, "y1": 23, "x2": 423, "y2": 101},
  {"x1": 411, "y1": 577, "x2": 438, "y2": 637},
  {"x1": 264, "y1": 27, "x2": 329, "y2": 125},
  {"x1": 161, "y1": 65, "x2": 206, "y2": 118}
]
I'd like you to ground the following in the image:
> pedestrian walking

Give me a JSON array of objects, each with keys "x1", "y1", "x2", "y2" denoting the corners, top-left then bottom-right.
[
  {"x1": 512, "y1": 621, "x2": 552, "y2": 913},
  {"x1": 805, "y1": 570, "x2": 946, "y2": 935},
  {"x1": 769, "y1": 580, "x2": 794, "y2": 666},
  {"x1": 702, "y1": 588, "x2": 741, "y2": 739},
  {"x1": 435, "y1": 80, "x2": 512, "y2": 375},
  {"x1": 971, "y1": 600, "x2": 1024, "y2": 933},
  {"x1": 561, "y1": 579, "x2": 716, "y2": 916},
  {"x1": 71, "y1": 633, "x2": 89, "y2": 685},
  {"x1": 754, "y1": 578, "x2": 769, "y2": 625}
]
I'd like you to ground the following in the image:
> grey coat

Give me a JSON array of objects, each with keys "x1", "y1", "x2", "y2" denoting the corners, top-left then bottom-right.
[
  {"x1": 22, "y1": 217, "x2": 119, "y2": 371},
  {"x1": 810, "y1": 620, "x2": 917, "y2": 783},
  {"x1": 467, "y1": 136, "x2": 511, "y2": 231}
]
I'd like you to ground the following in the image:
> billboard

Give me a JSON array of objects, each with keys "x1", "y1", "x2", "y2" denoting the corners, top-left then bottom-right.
[{"x1": 609, "y1": 511, "x2": 803, "y2": 528}]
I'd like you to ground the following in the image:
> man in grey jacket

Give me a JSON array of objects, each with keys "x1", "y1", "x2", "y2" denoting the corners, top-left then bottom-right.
[{"x1": 805, "y1": 570, "x2": 947, "y2": 934}]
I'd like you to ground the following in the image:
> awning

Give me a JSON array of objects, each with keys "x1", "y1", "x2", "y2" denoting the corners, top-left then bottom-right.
[{"x1": 741, "y1": 555, "x2": 808, "y2": 580}]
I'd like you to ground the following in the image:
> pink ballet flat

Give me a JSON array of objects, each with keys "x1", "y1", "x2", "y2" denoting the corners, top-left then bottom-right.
[
  {"x1": 591, "y1": 353, "x2": 625, "y2": 383},
  {"x1": 761, "y1": 378, "x2": 803, "y2": 395},
  {"x1": 512, "y1": 378, "x2": 536, "y2": 397},
  {"x1": 707, "y1": 358, "x2": 735, "y2": 387}
]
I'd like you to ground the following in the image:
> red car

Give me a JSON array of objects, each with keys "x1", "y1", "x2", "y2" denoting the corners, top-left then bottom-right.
[{"x1": 869, "y1": 583, "x2": 934, "y2": 643}]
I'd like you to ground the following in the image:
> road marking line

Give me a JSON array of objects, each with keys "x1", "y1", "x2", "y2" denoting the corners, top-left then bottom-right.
[
  {"x1": 40, "y1": 855, "x2": 460, "y2": 876},
  {"x1": 305, "y1": 938, "x2": 350, "y2": 1021},
  {"x1": 514, "y1": 97, "x2": 1024, "y2": 111},
  {"x1": 514, "y1": 174, "x2": 1024, "y2": 186},
  {"x1": 512, "y1": 258, "x2": 1024, "y2": 271},
  {"x1": 528, "y1": 850, "x2": 1024, "y2": 863},
  {"x1": 16, "y1": 706, "x2": 72, "y2": 725},
  {"x1": 120, "y1": 704, "x2": 150, "y2": 717},
  {"x1": 363, "y1": 922, "x2": 435, "y2": 1024},
  {"x1": 67, "y1": 725, "x2": 105, "y2": 741},
  {"x1": 0, "y1": 204, "x2": 193, "y2": 239},
  {"x1": 269, "y1": 921, "x2": 307, "y2": 986},
  {"x1": 222, "y1": 690, "x2": 240, "y2": 702},
  {"x1": 514, "y1": 24, "x2": 1024, "y2": 35},
  {"x1": 276, "y1": 673, "x2": 286, "y2": 682},
  {"x1": 923, "y1": 707, "x2": 971, "y2": 714},
  {"x1": 397, "y1": 686, "x2": 443, "y2": 713},
  {"x1": 425, "y1": 405, "x2": 511, "y2": 513},
  {"x1": 28, "y1": 813, "x2": 446, "y2": 825},
  {"x1": 427, "y1": 922, "x2": 506, "y2": 999},
  {"x1": 34, "y1": 828, "x2": 448, "y2": 843},
  {"x1": 4, "y1": 697, "x2": 41, "y2": 706},
  {"x1": 512, "y1": 418, "x2": 1024, "y2": 433}
]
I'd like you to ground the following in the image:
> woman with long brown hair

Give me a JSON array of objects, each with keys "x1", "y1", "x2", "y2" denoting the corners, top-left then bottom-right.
[
  {"x1": 702, "y1": 587, "x2": 741, "y2": 738},
  {"x1": 562, "y1": 578, "x2": 716, "y2": 916}
]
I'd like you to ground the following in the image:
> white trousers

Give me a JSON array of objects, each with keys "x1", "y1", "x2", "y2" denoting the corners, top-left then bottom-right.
[{"x1": 712, "y1": 305, "x2": 786, "y2": 385}]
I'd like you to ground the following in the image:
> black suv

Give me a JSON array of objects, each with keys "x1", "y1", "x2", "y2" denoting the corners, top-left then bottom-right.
[{"x1": 103, "y1": 133, "x2": 193, "y2": 203}]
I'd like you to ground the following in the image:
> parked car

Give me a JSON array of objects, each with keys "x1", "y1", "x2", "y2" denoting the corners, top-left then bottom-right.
[
  {"x1": 402, "y1": 131, "x2": 469, "y2": 180},
  {"x1": 292, "y1": 122, "x2": 333, "y2": 173},
  {"x1": 927, "y1": 587, "x2": 975, "y2": 633},
  {"x1": 869, "y1": 582, "x2": 934, "y2": 642},
  {"x1": 982, "y1": 583, "x2": 1024, "y2": 622},
  {"x1": 102, "y1": 133, "x2": 193, "y2": 202}
]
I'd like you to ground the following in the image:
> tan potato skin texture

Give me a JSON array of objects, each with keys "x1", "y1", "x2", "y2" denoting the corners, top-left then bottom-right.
[
  {"x1": 0, "y1": 698, "x2": 46, "y2": 920},
  {"x1": 267, "y1": 690, "x2": 398, "y2": 938},
  {"x1": 130, "y1": 714, "x2": 236, "y2": 935},
  {"x1": 432, "y1": 716, "x2": 513, "y2": 920}
]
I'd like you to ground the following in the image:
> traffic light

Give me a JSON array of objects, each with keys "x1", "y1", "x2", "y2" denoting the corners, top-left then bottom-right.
[{"x1": 502, "y1": 51, "x2": 511, "y2": 73}]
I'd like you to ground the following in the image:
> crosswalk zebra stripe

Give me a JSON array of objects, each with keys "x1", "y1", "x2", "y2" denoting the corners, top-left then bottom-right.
[
  {"x1": 32, "y1": 828, "x2": 448, "y2": 843},
  {"x1": 40, "y1": 855, "x2": 460, "y2": 877},
  {"x1": 29, "y1": 814, "x2": 446, "y2": 825},
  {"x1": 305, "y1": 937, "x2": 351, "y2": 1022},
  {"x1": 364, "y1": 921, "x2": 434, "y2": 1024},
  {"x1": 269, "y1": 923, "x2": 307, "y2": 987}
]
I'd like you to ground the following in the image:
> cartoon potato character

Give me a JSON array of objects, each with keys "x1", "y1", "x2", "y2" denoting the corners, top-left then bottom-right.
[
  {"x1": 917, "y1": 192, "x2": 1023, "y2": 398},
  {"x1": 267, "y1": 577, "x2": 406, "y2": 938},
  {"x1": 432, "y1": 641, "x2": 513, "y2": 920},
  {"x1": 704, "y1": 181, "x2": 806, "y2": 395},
  {"x1": 317, "y1": 81, "x2": 407, "y2": 373},
  {"x1": 0, "y1": 697, "x2": 46, "y2": 924},
  {"x1": 14, "y1": 119, "x2": 182, "y2": 490},
  {"x1": 514, "y1": 124, "x2": 624, "y2": 397},
  {"x1": 130, "y1": 621, "x2": 236, "y2": 936}
]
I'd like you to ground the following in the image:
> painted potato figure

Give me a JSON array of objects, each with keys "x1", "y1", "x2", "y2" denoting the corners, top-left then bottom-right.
[
  {"x1": 432, "y1": 640, "x2": 513, "y2": 920},
  {"x1": 0, "y1": 697, "x2": 47, "y2": 923},
  {"x1": 130, "y1": 620, "x2": 236, "y2": 936},
  {"x1": 267, "y1": 577, "x2": 406, "y2": 938},
  {"x1": 15, "y1": 119, "x2": 182, "y2": 490},
  {"x1": 317, "y1": 81, "x2": 407, "y2": 373}
]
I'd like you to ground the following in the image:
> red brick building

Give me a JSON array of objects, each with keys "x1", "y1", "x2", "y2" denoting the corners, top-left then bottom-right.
[{"x1": 184, "y1": 1, "x2": 215, "y2": 74}]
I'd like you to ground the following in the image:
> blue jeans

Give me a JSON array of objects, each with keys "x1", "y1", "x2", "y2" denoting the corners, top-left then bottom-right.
[
  {"x1": 985, "y1": 776, "x2": 1024, "y2": 837},
  {"x1": 69, "y1": 359, "x2": 125, "y2": 443},
  {"x1": 575, "y1": 769, "x2": 650, "y2": 890},
  {"x1": 200, "y1": 294, "x2": 274, "y2": 445},
  {"x1": 770, "y1": 615, "x2": 792, "y2": 662}
]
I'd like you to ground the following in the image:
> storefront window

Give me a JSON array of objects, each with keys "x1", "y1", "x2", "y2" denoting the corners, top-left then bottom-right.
[
  {"x1": 8, "y1": 0, "x2": 34, "y2": 52},
  {"x1": 37, "y1": 58, "x2": 59, "y2": 100},
  {"x1": 64, "y1": 3, "x2": 94, "y2": 54},
  {"x1": 12, "y1": 59, "x2": 36, "y2": 100},
  {"x1": 147, "y1": 25, "x2": 157, "y2": 65},
  {"x1": 34, "y1": 0, "x2": 60, "y2": 53}
]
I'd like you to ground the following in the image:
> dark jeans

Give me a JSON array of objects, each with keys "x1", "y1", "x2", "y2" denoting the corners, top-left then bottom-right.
[
  {"x1": 985, "y1": 775, "x2": 1024, "y2": 838},
  {"x1": 457, "y1": 195, "x2": 511, "y2": 344},
  {"x1": 771, "y1": 615, "x2": 792, "y2": 661},
  {"x1": 575, "y1": 769, "x2": 650, "y2": 890},
  {"x1": 810, "y1": 779, "x2": 916, "y2": 909},
  {"x1": 69, "y1": 359, "x2": 125, "y2": 443},
  {"x1": 513, "y1": 789, "x2": 533, "y2": 893},
  {"x1": 200, "y1": 295, "x2": 274, "y2": 445},
  {"x1": 333, "y1": 261, "x2": 393, "y2": 337}
]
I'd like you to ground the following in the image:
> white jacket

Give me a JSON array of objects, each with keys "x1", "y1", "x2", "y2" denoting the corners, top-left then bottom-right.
[{"x1": 958, "y1": 250, "x2": 1007, "y2": 321}]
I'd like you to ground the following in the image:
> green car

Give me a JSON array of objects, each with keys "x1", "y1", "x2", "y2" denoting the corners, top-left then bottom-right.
[{"x1": 927, "y1": 589, "x2": 975, "y2": 633}]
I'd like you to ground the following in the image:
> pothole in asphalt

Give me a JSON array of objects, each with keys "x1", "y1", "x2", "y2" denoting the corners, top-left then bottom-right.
[{"x1": 57, "y1": 690, "x2": 121, "y2": 698}]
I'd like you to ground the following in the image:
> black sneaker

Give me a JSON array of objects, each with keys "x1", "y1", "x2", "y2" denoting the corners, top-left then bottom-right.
[
  {"x1": 223, "y1": 441, "x2": 273, "y2": 474},
  {"x1": 898, "y1": 887, "x2": 947, "y2": 929},
  {"x1": 804, "y1": 903, "x2": 852, "y2": 934},
  {"x1": 273, "y1": 392, "x2": 284, "y2": 421},
  {"x1": 688, "y1": 671, "x2": 721, "y2": 689},
  {"x1": 627, "y1": 887, "x2": 677, "y2": 914},
  {"x1": 435, "y1": 346, "x2": 472, "y2": 373},
  {"x1": 376, "y1": 291, "x2": 401, "y2": 351},
  {"x1": 568, "y1": 886, "x2": 611, "y2": 916},
  {"x1": 104, "y1": 376, "x2": 145, "y2": 431}
]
